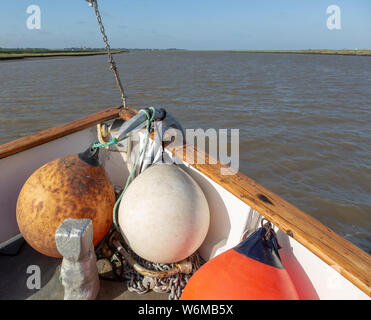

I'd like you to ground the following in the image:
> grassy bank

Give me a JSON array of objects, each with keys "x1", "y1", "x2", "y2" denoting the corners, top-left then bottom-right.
[
  {"x1": 0, "y1": 49, "x2": 128, "y2": 60},
  {"x1": 2, "y1": 49, "x2": 370, "y2": 59}
]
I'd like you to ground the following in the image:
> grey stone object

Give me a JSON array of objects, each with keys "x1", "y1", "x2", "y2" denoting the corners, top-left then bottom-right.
[{"x1": 55, "y1": 218, "x2": 100, "y2": 300}]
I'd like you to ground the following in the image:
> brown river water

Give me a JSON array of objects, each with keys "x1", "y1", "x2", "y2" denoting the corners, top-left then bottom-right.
[{"x1": 0, "y1": 51, "x2": 370, "y2": 253}]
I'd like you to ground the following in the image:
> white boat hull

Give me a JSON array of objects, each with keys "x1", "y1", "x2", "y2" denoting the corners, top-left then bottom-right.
[{"x1": 0, "y1": 117, "x2": 369, "y2": 300}]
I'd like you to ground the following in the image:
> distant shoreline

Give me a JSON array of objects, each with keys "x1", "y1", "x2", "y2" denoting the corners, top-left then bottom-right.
[
  {"x1": 190, "y1": 49, "x2": 371, "y2": 57},
  {"x1": 239, "y1": 50, "x2": 371, "y2": 56},
  {"x1": 0, "y1": 50, "x2": 127, "y2": 61},
  {"x1": 124, "y1": 49, "x2": 371, "y2": 56}
]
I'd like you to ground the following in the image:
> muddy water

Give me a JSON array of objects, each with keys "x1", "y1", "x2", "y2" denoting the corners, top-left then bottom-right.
[{"x1": 0, "y1": 51, "x2": 370, "y2": 253}]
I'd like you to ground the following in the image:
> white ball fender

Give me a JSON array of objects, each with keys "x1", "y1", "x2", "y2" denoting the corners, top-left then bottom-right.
[{"x1": 118, "y1": 163, "x2": 210, "y2": 264}]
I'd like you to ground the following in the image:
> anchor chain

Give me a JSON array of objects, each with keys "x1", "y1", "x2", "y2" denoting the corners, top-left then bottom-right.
[
  {"x1": 86, "y1": 0, "x2": 128, "y2": 109},
  {"x1": 125, "y1": 246, "x2": 203, "y2": 300},
  {"x1": 96, "y1": 229, "x2": 204, "y2": 300}
]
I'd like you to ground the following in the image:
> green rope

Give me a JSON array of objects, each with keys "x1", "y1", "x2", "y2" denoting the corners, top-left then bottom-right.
[
  {"x1": 95, "y1": 107, "x2": 156, "y2": 253},
  {"x1": 92, "y1": 136, "x2": 130, "y2": 149},
  {"x1": 92, "y1": 137, "x2": 118, "y2": 149}
]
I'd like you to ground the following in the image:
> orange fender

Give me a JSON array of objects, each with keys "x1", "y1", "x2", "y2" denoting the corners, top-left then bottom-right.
[{"x1": 181, "y1": 225, "x2": 299, "y2": 300}]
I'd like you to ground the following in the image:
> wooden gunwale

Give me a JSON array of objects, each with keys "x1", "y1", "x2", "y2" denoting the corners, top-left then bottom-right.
[
  {"x1": 0, "y1": 105, "x2": 370, "y2": 296},
  {"x1": 0, "y1": 106, "x2": 122, "y2": 160}
]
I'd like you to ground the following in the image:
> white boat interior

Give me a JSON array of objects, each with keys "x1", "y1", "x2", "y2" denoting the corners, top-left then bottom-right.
[{"x1": 0, "y1": 107, "x2": 369, "y2": 300}]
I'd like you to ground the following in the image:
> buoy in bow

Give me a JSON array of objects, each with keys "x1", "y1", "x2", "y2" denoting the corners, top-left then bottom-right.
[
  {"x1": 181, "y1": 222, "x2": 299, "y2": 300},
  {"x1": 16, "y1": 146, "x2": 115, "y2": 258},
  {"x1": 118, "y1": 163, "x2": 210, "y2": 264}
]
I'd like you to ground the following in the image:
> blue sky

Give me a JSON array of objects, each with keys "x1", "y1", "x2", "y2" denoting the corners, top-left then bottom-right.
[{"x1": 0, "y1": 0, "x2": 370, "y2": 50}]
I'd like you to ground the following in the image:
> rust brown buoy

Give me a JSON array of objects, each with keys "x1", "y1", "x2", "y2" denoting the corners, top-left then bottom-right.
[{"x1": 16, "y1": 147, "x2": 115, "y2": 258}]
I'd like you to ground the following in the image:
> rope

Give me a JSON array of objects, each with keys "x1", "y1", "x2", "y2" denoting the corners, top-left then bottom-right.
[
  {"x1": 261, "y1": 218, "x2": 282, "y2": 249},
  {"x1": 94, "y1": 107, "x2": 156, "y2": 252},
  {"x1": 92, "y1": 137, "x2": 125, "y2": 149},
  {"x1": 112, "y1": 107, "x2": 155, "y2": 232}
]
